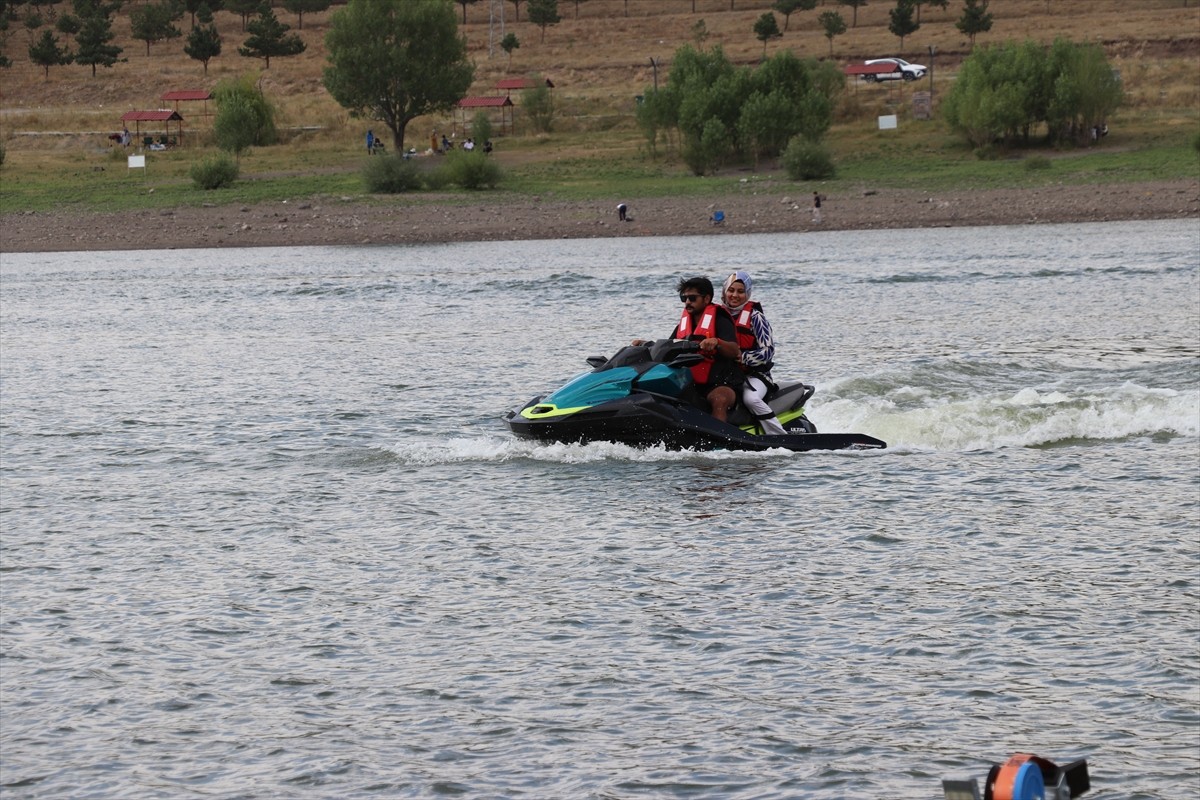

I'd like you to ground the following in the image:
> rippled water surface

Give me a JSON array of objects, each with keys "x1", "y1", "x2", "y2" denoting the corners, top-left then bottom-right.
[{"x1": 2, "y1": 220, "x2": 1198, "y2": 799}]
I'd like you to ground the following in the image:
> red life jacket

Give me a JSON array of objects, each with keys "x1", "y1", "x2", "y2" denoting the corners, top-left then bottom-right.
[
  {"x1": 675, "y1": 303, "x2": 727, "y2": 385},
  {"x1": 731, "y1": 302, "x2": 761, "y2": 353}
]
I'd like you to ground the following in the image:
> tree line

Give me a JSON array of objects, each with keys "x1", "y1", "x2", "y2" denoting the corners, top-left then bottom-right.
[
  {"x1": 3, "y1": 0, "x2": 322, "y2": 75},
  {"x1": 636, "y1": 44, "x2": 842, "y2": 176},
  {"x1": 943, "y1": 38, "x2": 1122, "y2": 149}
]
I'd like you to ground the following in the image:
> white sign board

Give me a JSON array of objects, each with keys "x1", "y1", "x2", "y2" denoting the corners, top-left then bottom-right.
[
  {"x1": 878, "y1": 115, "x2": 898, "y2": 130},
  {"x1": 128, "y1": 154, "x2": 146, "y2": 169}
]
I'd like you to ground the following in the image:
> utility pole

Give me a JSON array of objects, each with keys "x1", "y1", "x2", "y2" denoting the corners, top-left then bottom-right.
[{"x1": 488, "y1": 0, "x2": 506, "y2": 59}]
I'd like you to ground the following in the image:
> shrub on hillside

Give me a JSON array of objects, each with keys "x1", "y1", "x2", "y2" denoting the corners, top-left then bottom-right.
[
  {"x1": 363, "y1": 154, "x2": 424, "y2": 193},
  {"x1": 1025, "y1": 154, "x2": 1052, "y2": 171},
  {"x1": 190, "y1": 154, "x2": 239, "y2": 189},
  {"x1": 782, "y1": 136, "x2": 835, "y2": 180},
  {"x1": 442, "y1": 149, "x2": 500, "y2": 189},
  {"x1": 1193, "y1": 131, "x2": 1200, "y2": 154}
]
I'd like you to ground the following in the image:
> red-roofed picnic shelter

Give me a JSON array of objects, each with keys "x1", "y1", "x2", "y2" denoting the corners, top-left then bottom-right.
[
  {"x1": 121, "y1": 110, "x2": 185, "y2": 147},
  {"x1": 495, "y1": 77, "x2": 554, "y2": 94},
  {"x1": 161, "y1": 89, "x2": 212, "y2": 117},
  {"x1": 456, "y1": 96, "x2": 514, "y2": 136}
]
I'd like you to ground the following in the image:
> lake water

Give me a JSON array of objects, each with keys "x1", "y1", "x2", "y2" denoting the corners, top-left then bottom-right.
[{"x1": 1, "y1": 219, "x2": 1197, "y2": 799}]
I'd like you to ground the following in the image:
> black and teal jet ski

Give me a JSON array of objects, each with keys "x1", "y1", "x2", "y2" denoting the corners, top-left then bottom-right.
[{"x1": 504, "y1": 339, "x2": 886, "y2": 452}]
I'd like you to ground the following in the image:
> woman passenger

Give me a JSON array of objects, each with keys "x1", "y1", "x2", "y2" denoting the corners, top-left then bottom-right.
[{"x1": 722, "y1": 271, "x2": 786, "y2": 435}]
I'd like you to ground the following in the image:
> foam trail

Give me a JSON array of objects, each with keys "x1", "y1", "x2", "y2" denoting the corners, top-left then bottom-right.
[{"x1": 815, "y1": 383, "x2": 1199, "y2": 451}]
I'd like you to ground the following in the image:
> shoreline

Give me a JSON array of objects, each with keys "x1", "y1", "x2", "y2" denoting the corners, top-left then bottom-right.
[{"x1": 2, "y1": 179, "x2": 1197, "y2": 253}]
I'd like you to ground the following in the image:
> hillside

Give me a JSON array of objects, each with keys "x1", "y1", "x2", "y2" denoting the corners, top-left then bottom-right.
[{"x1": 1, "y1": 0, "x2": 1197, "y2": 151}]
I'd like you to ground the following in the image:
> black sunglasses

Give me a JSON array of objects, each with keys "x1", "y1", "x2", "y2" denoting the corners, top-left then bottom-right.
[{"x1": 679, "y1": 293, "x2": 702, "y2": 303}]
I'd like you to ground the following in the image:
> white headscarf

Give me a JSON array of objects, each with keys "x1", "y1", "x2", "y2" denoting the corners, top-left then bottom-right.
[{"x1": 722, "y1": 270, "x2": 753, "y2": 315}]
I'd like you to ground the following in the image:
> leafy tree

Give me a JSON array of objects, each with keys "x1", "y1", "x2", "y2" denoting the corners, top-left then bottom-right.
[
  {"x1": 527, "y1": 0, "x2": 558, "y2": 43},
  {"x1": 818, "y1": 10, "x2": 846, "y2": 55},
  {"x1": 752, "y1": 12, "x2": 781, "y2": 57},
  {"x1": 28, "y1": 28, "x2": 70, "y2": 77},
  {"x1": 196, "y1": 1, "x2": 215, "y2": 24},
  {"x1": 282, "y1": 0, "x2": 329, "y2": 31},
  {"x1": 238, "y1": 8, "x2": 304, "y2": 68},
  {"x1": 772, "y1": 0, "x2": 815, "y2": 32},
  {"x1": 522, "y1": 81, "x2": 554, "y2": 132},
  {"x1": 500, "y1": 31, "x2": 519, "y2": 69},
  {"x1": 837, "y1": 0, "x2": 866, "y2": 27},
  {"x1": 184, "y1": 19, "x2": 220, "y2": 73},
  {"x1": 471, "y1": 110, "x2": 493, "y2": 144},
  {"x1": 942, "y1": 38, "x2": 1121, "y2": 149},
  {"x1": 323, "y1": 0, "x2": 474, "y2": 152},
  {"x1": 73, "y1": 7, "x2": 121, "y2": 76},
  {"x1": 1044, "y1": 39, "x2": 1122, "y2": 145},
  {"x1": 641, "y1": 46, "x2": 840, "y2": 175},
  {"x1": 888, "y1": 0, "x2": 918, "y2": 49},
  {"x1": 508, "y1": 0, "x2": 523, "y2": 22},
  {"x1": 213, "y1": 94, "x2": 258, "y2": 162},
  {"x1": 455, "y1": 0, "x2": 479, "y2": 25},
  {"x1": 213, "y1": 73, "x2": 276, "y2": 152},
  {"x1": 130, "y1": 0, "x2": 182, "y2": 56},
  {"x1": 956, "y1": 0, "x2": 992, "y2": 47}
]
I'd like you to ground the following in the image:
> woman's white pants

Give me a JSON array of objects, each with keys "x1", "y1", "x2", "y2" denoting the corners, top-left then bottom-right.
[{"x1": 743, "y1": 376, "x2": 786, "y2": 435}]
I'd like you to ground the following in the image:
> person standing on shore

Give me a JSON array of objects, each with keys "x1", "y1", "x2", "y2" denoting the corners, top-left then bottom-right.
[
  {"x1": 811, "y1": 192, "x2": 822, "y2": 224},
  {"x1": 366, "y1": 130, "x2": 375, "y2": 155}
]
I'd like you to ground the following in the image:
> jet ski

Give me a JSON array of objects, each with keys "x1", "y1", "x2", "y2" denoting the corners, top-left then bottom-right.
[{"x1": 504, "y1": 339, "x2": 886, "y2": 452}]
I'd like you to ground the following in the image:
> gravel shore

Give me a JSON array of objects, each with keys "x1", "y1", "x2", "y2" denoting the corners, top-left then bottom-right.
[{"x1": 3, "y1": 179, "x2": 1197, "y2": 253}]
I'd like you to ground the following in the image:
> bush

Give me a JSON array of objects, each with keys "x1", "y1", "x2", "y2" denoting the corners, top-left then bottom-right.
[
  {"x1": 0, "y1": 142, "x2": 5, "y2": 167},
  {"x1": 190, "y1": 154, "x2": 239, "y2": 189},
  {"x1": 442, "y1": 149, "x2": 501, "y2": 189},
  {"x1": 471, "y1": 112, "x2": 494, "y2": 145},
  {"x1": 1193, "y1": 131, "x2": 1200, "y2": 154},
  {"x1": 423, "y1": 165, "x2": 451, "y2": 190},
  {"x1": 363, "y1": 154, "x2": 424, "y2": 193},
  {"x1": 782, "y1": 136, "x2": 835, "y2": 180},
  {"x1": 1024, "y1": 154, "x2": 1052, "y2": 171}
]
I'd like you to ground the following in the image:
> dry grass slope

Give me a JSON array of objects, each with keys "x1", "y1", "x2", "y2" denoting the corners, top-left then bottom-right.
[{"x1": 1, "y1": 0, "x2": 1196, "y2": 153}]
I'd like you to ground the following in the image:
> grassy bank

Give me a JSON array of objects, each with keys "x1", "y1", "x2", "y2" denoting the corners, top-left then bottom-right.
[
  {"x1": 1, "y1": 0, "x2": 1197, "y2": 215},
  {"x1": 2, "y1": 121, "x2": 1196, "y2": 216}
]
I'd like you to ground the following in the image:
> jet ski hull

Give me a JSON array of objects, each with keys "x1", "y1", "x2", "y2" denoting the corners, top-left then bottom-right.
[{"x1": 506, "y1": 394, "x2": 885, "y2": 452}]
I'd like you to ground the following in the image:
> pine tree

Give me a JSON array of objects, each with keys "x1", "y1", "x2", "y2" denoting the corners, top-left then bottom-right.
[
  {"x1": 74, "y1": 9, "x2": 122, "y2": 76},
  {"x1": 238, "y1": 8, "x2": 305, "y2": 69},
  {"x1": 130, "y1": 0, "x2": 183, "y2": 56},
  {"x1": 527, "y1": 0, "x2": 560, "y2": 43},
  {"x1": 282, "y1": 0, "x2": 331, "y2": 31},
  {"x1": 29, "y1": 29, "x2": 72, "y2": 78},
  {"x1": 184, "y1": 21, "x2": 221, "y2": 74},
  {"x1": 956, "y1": 0, "x2": 993, "y2": 48},
  {"x1": 889, "y1": 0, "x2": 919, "y2": 50}
]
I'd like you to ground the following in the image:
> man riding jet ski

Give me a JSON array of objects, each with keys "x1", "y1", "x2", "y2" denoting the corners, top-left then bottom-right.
[
  {"x1": 504, "y1": 337, "x2": 885, "y2": 452},
  {"x1": 506, "y1": 275, "x2": 884, "y2": 452}
]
